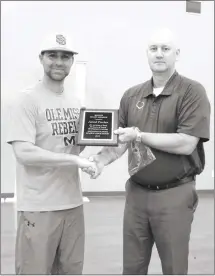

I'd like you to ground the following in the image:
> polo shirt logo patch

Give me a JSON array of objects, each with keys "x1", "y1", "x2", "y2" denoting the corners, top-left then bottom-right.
[{"x1": 136, "y1": 101, "x2": 145, "y2": 109}]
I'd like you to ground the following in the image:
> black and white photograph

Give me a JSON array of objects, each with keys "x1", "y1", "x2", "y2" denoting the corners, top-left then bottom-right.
[{"x1": 1, "y1": 1, "x2": 214, "y2": 275}]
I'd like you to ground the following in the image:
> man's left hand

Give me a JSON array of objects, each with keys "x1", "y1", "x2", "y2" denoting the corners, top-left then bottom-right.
[{"x1": 114, "y1": 127, "x2": 137, "y2": 143}]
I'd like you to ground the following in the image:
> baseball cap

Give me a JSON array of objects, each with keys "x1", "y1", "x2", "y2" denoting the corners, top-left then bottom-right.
[{"x1": 40, "y1": 33, "x2": 78, "y2": 55}]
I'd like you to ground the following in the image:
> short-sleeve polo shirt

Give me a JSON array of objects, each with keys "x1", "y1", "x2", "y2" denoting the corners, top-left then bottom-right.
[{"x1": 119, "y1": 71, "x2": 211, "y2": 186}]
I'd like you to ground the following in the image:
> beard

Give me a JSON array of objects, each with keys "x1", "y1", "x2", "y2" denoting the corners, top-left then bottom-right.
[{"x1": 45, "y1": 69, "x2": 69, "y2": 81}]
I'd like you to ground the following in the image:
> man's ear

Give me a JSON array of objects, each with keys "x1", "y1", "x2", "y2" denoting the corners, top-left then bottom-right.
[
  {"x1": 176, "y1": 48, "x2": 180, "y2": 62},
  {"x1": 39, "y1": 54, "x2": 43, "y2": 64}
]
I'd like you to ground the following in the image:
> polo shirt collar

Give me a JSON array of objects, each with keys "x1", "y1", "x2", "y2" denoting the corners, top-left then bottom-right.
[{"x1": 143, "y1": 70, "x2": 179, "y2": 98}]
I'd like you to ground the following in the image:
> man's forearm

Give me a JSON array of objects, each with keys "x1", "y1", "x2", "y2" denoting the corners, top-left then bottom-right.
[
  {"x1": 83, "y1": 142, "x2": 128, "y2": 179},
  {"x1": 97, "y1": 143, "x2": 128, "y2": 166},
  {"x1": 140, "y1": 132, "x2": 198, "y2": 155},
  {"x1": 13, "y1": 142, "x2": 82, "y2": 167}
]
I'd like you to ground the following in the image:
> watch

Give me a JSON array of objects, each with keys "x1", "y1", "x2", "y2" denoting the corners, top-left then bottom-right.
[{"x1": 134, "y1": 127, "x2": 142, "y2": 143}]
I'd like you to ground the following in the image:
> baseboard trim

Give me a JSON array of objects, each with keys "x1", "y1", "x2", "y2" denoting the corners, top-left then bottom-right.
[
  {"x1": 1, "y1": 190, "x2": 214, "y2": 199},
  {"x1": 1, "y1": 193, "x2": 14, "y2": 199},
  {"x1": 83, "y1": 191, "x2": 125, "y2": 197},
  {"x1": 197, "y1": 190, "x2": 214, "y2": 196},
  {"x1": 85, "y1": 190, "x2": 214, "y2": 197}
]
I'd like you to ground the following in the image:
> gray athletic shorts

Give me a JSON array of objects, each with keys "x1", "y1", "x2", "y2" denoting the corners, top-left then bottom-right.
[{"x1": 15, "y1": 205, "x2": 85, "y2": 275}]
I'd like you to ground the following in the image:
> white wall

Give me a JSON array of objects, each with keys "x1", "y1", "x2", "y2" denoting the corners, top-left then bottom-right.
[{"x1": 1, "y1": 1, "x2": 214, "y2": 193}]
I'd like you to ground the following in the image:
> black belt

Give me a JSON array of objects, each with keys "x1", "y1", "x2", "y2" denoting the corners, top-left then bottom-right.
[{"x1": 131, "y1": 176, "x2": 195, "y2": 191}]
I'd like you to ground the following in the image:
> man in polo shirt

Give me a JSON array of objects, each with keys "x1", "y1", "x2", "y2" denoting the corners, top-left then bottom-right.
[{"x1": 85, "y1": 28, "x2": 211, "y2": 274}]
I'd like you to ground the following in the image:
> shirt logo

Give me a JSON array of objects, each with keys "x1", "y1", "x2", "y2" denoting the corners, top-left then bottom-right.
[
  {"x1": 56, "y1": 34, "x2": 66, "y2": 45},
  {"x1": 136, "y1": 101, "x2": 145, "y2": 109}
]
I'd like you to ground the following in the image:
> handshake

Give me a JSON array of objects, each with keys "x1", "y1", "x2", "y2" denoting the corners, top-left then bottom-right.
[
  {"x1": 78, "y1": 155, "x2": 104, "y2": 179},
  {"x1": 77, "y1": 127, "x2": 156, "y2": 178},
  {"x1": 77, "y1": 127, "x2": 135, "y2": 179}
]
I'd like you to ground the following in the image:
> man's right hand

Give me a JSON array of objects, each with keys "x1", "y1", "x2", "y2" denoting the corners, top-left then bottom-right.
[
  {"x1": 82, "y1": 155, "x2": 105, "y2": 179},
  {"x1": 78, "y1": 157, "x2": 97, "y2": 175}
]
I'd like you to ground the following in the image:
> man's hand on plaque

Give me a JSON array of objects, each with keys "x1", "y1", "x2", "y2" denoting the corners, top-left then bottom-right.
[{"x1": 114, "y1": 127, "x2": 137, "y2": 143}]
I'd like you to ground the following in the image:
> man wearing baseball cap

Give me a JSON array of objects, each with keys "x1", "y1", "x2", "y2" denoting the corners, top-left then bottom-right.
[
  {"x1": 40, "y1": 33, "x2": 79, "y2": 55},
  {"x1": 7, "y1": 33, "x2": 96, "y2": 274}
]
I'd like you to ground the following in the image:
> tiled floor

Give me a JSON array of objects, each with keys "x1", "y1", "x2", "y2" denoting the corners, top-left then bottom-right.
[{"x1": 1, "y1": 193, "x2": 214, "y2": 275}]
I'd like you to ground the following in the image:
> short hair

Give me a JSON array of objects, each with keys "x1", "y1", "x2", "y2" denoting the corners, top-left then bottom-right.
[{"x1": 147, "y1": 27, "x2": 180, "y2": 49}]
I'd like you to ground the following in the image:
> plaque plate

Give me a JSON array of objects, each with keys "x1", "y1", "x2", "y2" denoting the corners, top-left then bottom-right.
[{"x1": 77, "y1": 108, "x2": 119, "y2": 146}]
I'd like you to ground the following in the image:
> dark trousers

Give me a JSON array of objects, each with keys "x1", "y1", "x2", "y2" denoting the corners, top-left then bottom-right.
[{"x1": 123, "y1": 179, "x2": 198, "y2": 275}]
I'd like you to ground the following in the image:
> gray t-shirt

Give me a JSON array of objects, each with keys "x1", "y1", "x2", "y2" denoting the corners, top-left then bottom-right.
[{"x1": 7, "y1": 82, "x2": 84, "y2": 211}]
